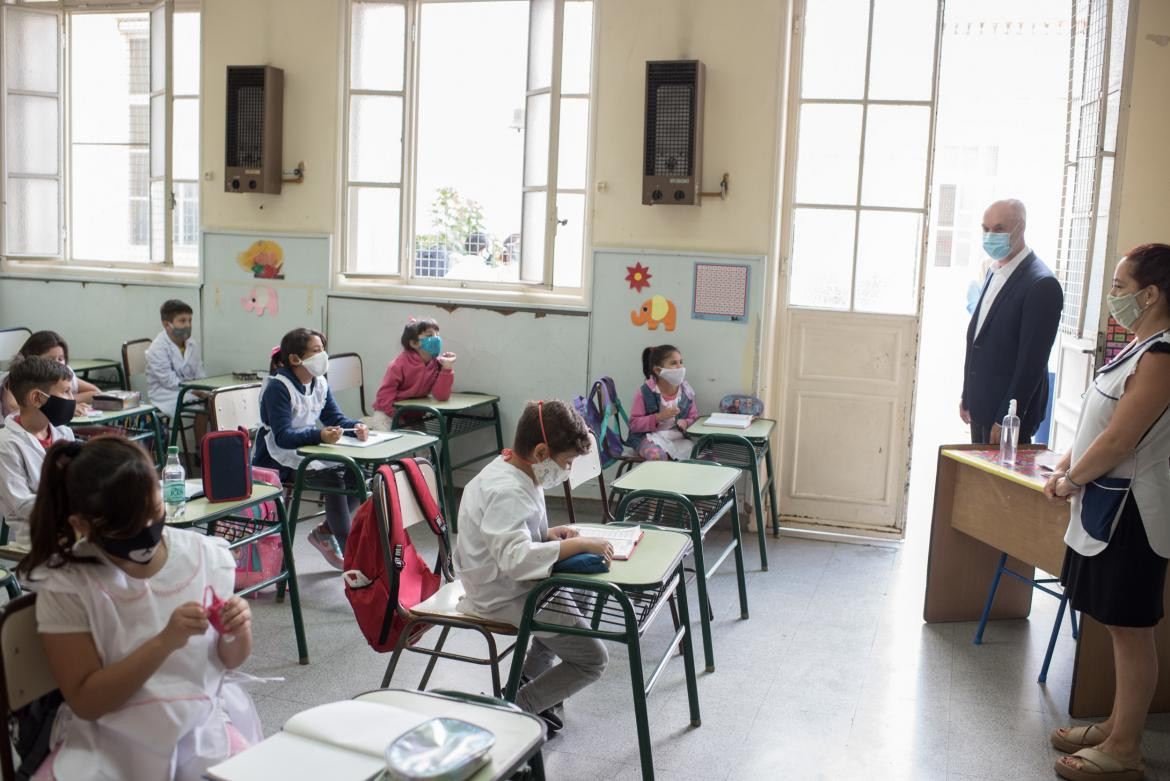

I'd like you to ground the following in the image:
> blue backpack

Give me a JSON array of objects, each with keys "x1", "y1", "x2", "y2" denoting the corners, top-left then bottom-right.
[{"x1": 573, "y1": 377, "x2": 629, "y2": 468}]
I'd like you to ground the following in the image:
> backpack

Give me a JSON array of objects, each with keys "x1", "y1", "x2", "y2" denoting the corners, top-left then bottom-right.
[
  {"x1": 572, "y1": 377, "x2": 629, "y2": 467},
  {"x1": 10, "y1": 690, "x2": 62, "y2": 781},
  {"x1": 343, "y1": 460, "x2": 446, "y2": 653}
]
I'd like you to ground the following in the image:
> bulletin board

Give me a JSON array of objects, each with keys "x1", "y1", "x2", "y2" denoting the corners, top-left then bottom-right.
[
  {"x1": 200, "y1": 231, "x2": 330, "y2": 376},
  {"x1": 587, "y1": 249, "x2": 765, "y2": 414}
]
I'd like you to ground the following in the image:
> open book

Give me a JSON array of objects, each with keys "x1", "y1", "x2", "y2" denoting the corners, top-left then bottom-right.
[
  {"x1": 704, "y1": 412, "x2": 755, "y2": 430},
  {"x1": 576, "y1": 526, "x2": 644, "y2": 561},
  {"x1": 206, "y1": 700, "x2": 431, "y2": 780},
  {"x1": 331, "y1": 430, "x2": 402, "y2": 448}
]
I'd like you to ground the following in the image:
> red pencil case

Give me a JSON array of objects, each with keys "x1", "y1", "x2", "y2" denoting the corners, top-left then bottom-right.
[{"x1": 201, "y1": 429, "x2": 252, "y2": 503}]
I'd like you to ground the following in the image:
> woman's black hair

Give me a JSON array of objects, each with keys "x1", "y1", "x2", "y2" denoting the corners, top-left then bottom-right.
[
  {"x1": 401, "y1": 318, "x2": 441, "y2": 351},
  {"x1": 513, "y1": 400, "x2": 592, "y2": 460},
  {"x1": 1126, "y1": 244, "x2": 1170, "y2": 307},
  {"x1": 6, "y1": 355, "x2": 70, "y2": 407},
  {"x1": 17, "y1": 437, "x2": 160, "y2": 577},
  {"x1": 16, "y1": 330, "x2": 70, "y2": 364},
  {"x1": 641, "y1": 344, "x2": 680, "y2": 379},
  {"x1": 270, "y1": 328, "x2": 326, "y2": 374}
]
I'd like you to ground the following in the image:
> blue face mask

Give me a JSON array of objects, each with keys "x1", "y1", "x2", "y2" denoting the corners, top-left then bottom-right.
[
  {"x1": 983, "y1": 232, "x2": 1013, "y2": 261},
  {"x1": 419, "y1": 335, "x2": 442, "y2": 358}
]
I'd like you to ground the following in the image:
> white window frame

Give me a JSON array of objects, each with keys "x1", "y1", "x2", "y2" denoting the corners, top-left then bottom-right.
[
  {"x1": 336, "y1": 0, "x2": 598, "y2": 309},
  {"x1": 0, "y1": 0, "x2": 201, "y2": 282}
]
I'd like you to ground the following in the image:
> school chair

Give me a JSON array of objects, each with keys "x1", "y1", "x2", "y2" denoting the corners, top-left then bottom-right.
[
  {"x1": 0, "y1": 594, "x2": 57, "y2": 781},
  {"x1": 0, "y1": 521, "x2": 29, "y2": 567},
  {"x1": 120, "y1": 337, "x2": 151, "y2": 393},
  {"x1": 0, "y1": 328, "x2": 31, "y2": 367},
  {"x1": 373, "y1": 462, "x2": 518, "y2": 698},
  {"x1": 0, "y1": 569, "x2": 18, "y2": 601},
  {"x1": 562, "y1": 431, "x2": 615, "y2": 523},
  {"x1": 327, "y1": 352, "x2": 369, "y2": 417}
]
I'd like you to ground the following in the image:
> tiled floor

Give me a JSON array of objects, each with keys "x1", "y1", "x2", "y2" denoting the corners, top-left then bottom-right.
[{"x1": 243, "y1": 499, "x2": 1170, "y2": 781}]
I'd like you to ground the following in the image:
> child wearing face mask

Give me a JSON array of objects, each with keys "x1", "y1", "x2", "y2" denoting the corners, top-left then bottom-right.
[
  {"x1": 17, "y1": 436, "x2": 260, "y2": 781},
  {"x1": 145, "y1": 299, "x2": 206, "y2": 422},
  {"x1": 369, "y1": 317, "x2": 457, "y2": 431},
  {"x1": 253, "y1": 328, "x2": 368, "y2": 570},
  {"x1": 0, "y1": 330, "x2": 99, "y2": 419},
  {"x1": 454, "y1": 400, "x2": 611, "y2": 732},
  {"x1": 0, "y1": 356, "x2": 77, "y2": 546},
  {"x1": 628, "y1": 344, "x2": 698, "y2": 461}
]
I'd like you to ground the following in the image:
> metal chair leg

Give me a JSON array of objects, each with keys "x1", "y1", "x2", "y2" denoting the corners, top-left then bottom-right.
[
  {"x1": 417, "y1": 626, "x2": 451, "y2": 690},
  {"x1": 1039, "y1": 595, "x2": 1069, "y2": 684},
  {"x1": 974, "y1": 553, "x2": 1008, "y2": 645},
  {"x1": 381, "y1": 619, "x2": 417, "y2": 688}
]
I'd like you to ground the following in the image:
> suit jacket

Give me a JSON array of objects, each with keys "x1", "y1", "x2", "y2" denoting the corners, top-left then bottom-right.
[{"x1": 962, "y1": 251, "x2": 1064, "y2": 436}]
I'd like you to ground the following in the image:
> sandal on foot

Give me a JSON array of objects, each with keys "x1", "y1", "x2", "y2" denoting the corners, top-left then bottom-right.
[
  {"x1": 1051, "y1": 724, "x2": 1109, "y2": 753},
  {"x1": 1054, "y1": 748, "x2": 1144, "y2": 781}
]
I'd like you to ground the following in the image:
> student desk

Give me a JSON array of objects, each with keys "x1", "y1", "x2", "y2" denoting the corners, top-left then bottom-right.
[
  {"x1": 353, "y1": 689, "x2": 547, "y2": 781},
  {"x1": 609, "y1": 461, "x2": 748, "y2": 673},
  {"x1": 169, "y1": 373, "x2": 263, "y2": 445},
  {"x1": 173, "y1": 482, "x2": 309, "y2": 664},
  {"x1": 505, "y1": 525, "x2": 700, "y2": 781},
  {"x1": 390, "y1": 393, "x2": 503, "y2": 528},
  {"x1": 686, "y1": 416, "x2": 779, "y2": 570},
  {"x1": 70, "y1": 357, "x2": 125, "y2": 390},
  {"x1": 289, "y1": 432, "x2": 443, "y2": 536},
  {"x1": 924, "y1": 443, "x2": 1170, "y2": 717},
  {"x1": 68, "y1": 403, "x2": 167, "y2": 466}
]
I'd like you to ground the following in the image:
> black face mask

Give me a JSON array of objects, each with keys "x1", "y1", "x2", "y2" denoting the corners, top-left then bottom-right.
[
  {"x1": 97, "y1": 520, "x2": 166, "y2": 564},
  {"x1": 38, "y1": 393, "x2": 77, "y2": 427}
]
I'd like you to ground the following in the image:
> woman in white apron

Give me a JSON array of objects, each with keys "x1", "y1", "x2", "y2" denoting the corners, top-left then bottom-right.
[
  {"x1": 1044, "y1": 244, "x2": 1170, "y2": 781},
  {"x1": 17, "y1": 437, "x2": 261, "y2": 781}
]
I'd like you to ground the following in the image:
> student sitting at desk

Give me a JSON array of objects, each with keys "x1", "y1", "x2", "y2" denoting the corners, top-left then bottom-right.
[
  {"x1": 0, "y1": 357, "x2": 76, "y2": 546},
  {"x1": 454, "y1": 400, "x2": 611, "y2": 732},
  {"x1": 254, "y1": 328, "x2": 368, "y2": 570},
  {"x1": 145, "y1": 298, "x2": 206, "y2": 422},
  {"x1": 627, "y1": 344, "x2": 698, "y2": 461},
  {"x1": 18, "y1": 437, "x2": 260, "y2": 781},
  {"x1": 369, "y1": 317, "x2": 456, "y2": 431},
  {"x1": 1, "y1": 331, "x2": 99, "y2": 419}
]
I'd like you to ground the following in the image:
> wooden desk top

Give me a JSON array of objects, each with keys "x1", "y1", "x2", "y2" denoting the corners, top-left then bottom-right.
[{"x1": 941, "y1": 446, "x2": 1062, "y2": 493}]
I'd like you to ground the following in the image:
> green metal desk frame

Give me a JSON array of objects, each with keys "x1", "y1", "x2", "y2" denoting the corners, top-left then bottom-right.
[
  {"x1": 69, "y1": 404, "x2": 167, "y2": 467},
  {"x1": 70, "y1": 358, "x2": 126, "y2": 391}
]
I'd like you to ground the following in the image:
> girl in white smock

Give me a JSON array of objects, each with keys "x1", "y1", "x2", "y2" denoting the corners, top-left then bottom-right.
[{"x1": 18, "y1": 437, "x2": 261, "y2": 781}]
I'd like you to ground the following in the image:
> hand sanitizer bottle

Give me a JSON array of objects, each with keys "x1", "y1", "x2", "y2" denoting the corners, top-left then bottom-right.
[{"x1": 1000, "y1": 399, "x2": 1020, "y2": 466}]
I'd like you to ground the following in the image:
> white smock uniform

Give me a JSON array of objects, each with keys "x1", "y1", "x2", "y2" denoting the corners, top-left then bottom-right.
[
  {"x1": 145, "y1": 331, "x2": 205, "y2": 421},
  {"x1": 453, "y1": 456, "x2": 559, "y2": 627},
  {"x1": 0, "y1": 414, "x2": 74, "y2": 546},
  {"x1": 30, "y1": 528, "x2": 262, "y2": 781},
  {"x1": 1064, "y1": 330, "x2": 1170, "y2": 557},
  {"x1": 260, "y1": 373, "x2": 331, "y2": 472}
]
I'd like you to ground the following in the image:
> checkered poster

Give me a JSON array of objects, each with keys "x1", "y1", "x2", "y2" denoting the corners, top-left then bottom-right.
[{"x1": 692, "y1": 262, "x2": 750, "y2": 321}]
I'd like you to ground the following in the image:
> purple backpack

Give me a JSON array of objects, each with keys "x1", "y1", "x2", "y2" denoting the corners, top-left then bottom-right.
[{"x1": 573, "y1": 377, "x2": 629, "y2": 468}]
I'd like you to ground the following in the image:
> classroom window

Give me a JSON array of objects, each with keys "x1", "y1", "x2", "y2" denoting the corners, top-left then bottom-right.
[
  {"x1": 341, "y1": 0, "x2": 594, "y2": 296},
  {"x1": 0, "y1": 1, "x2": 201, "y2": 273}
]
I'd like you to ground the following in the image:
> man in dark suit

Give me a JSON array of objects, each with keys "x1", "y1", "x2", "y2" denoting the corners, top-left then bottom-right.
[{"x1": 961, "y1": 199, "x2": 1064, "y2": 445}]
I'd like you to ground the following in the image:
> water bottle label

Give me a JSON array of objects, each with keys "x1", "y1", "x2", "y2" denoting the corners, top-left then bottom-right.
[{"x1": 165, "y1": 482, "x2": 186, "y2": 504}]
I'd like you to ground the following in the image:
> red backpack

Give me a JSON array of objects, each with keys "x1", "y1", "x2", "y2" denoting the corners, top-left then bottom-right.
[{"x1": 343, "y1": 460, "x2": 448, "y2": 653}]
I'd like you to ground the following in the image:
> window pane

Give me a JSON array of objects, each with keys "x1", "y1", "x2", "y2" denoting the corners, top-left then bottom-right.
[
  {"x1": 172, "y1": 180, "x2": 199, "y2": 266},
  {"x1": 414, "y1": 2, "x2": 527, "y2": 282},
  {"x1": 348, "y1": 186, "x2": 400, "y2": 273},
  {"x1": 172, "y1": 11, "x2": 200, "y2": 95},
  {"x1": 557, "y1": 97, "x2": 589, "y2": 190},
  {"x1": 795, "y1": 104, "x2": 862, "y2": 205},
  {"x1": 71, "y1": 13, "x2": 147, "y2": 144},
  {"x1": 521, "y1": 190, "x2": 546, "y2": 282},
  {"x1": 351, "y1": 2, "x2": 405, "y2": 91},
  {"x1": 150, "y1": 4, "x2": 164, "y2": 93},
  {"x1": 150, "y1": 94, "x2": 166, "y2": 177},
  {"x1": 789, "y1": 208, "x2": 855, "y2": 309},
  {"x1": 4, "y1": 178, "x2": 58, "y2": 256},
  {"x1": 854, "y1": 210, "x2": 921, "y2": 314},
  {"x1": 561, "y1": 1, "x2": 593, "y2": 94},
  {"x1": 861, "y1": 105, "x2": 930, "y2": 208},
  {"x1": 868, "y1": 0, "x2": 937, "y2": 101},
  {"x1": 150, "y1": 179, "x2": 165, "y2": 262},
  {"x1": 172, "y1": 97, "x2": 198, "y2": 181},
  {"x1": 524, "y1": 92, "x2": 550, "y2": 187},
  {"x1": 800, "y1": 0, "x2": 869, "y2": 99},
  {"x1": 528, "y1": 0, "x2": 554, "y2": 90},
  {"x1": 5, "y1": 8, "x2": 58, "y2": 92},
  {"x1": 553, "y1": 192, "x2": 584, "y2": 288},
  {"x1": 6, "y1": 95, "x2": 58, "y2": 175},
  {"x1": 348, "y1": 94, "x2": 403, "y2": 183},
  {"x1": 72, "y1": 145, "x2": 148, "y2": 262}
]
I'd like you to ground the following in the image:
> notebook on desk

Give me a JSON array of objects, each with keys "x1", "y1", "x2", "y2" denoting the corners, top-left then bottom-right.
[
  {"x1": 703, "y1": 413, "x2": 754, "y2": 430},
  {"x1": 576, "y1": 526, "x2": 644, "y2": 560},
  {"x1": 331, "y1": 430, "x2": 402, "y2": 448}
]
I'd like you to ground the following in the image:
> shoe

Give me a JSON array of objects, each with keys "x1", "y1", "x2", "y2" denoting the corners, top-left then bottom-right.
[
  {"x1": 1052, "y1": 724, "x2": 1109, "y2": 754},
  {"x1": 539, "y1": 707, "x2": 564, "y2": 734},
  {"x1": 307, "y1": 527, "x2": 344, "y2": 570},
  {"x1": 1054, "y1": 747, "x2": 1144, "y2": 781}
]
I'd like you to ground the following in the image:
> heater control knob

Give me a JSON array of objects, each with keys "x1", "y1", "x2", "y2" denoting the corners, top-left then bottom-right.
[
  {"x1": 248, "y1": 179, "x2": 257, "y2": 190},
  {"x1": 651, "y1": 189, "x2": 663, "y2": 202},
  {"x1": 230, "y1": 178, "x2": 240, "y2": 190},
  {"x1": 674, "y1": 189, "x2": 686, "y2": 201}
]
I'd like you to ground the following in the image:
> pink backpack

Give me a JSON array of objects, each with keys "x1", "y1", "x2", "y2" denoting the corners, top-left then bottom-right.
[{"x1": 211, "y1": 465, "x2": 285, "y2": 594}]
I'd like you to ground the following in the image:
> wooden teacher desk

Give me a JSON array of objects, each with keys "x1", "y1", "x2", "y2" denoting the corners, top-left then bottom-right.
[{"x1": 923, "y1": 444, "x2": 1170, "y2": 717}]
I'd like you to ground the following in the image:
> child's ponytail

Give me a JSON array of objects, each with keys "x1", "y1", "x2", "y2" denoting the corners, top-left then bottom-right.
[
  {"x1": 18, "y1": 440, "x2": 87, "y2": 576},
  {"x1": 641, "y1": 347, "x2": 654, "y2": 379}
]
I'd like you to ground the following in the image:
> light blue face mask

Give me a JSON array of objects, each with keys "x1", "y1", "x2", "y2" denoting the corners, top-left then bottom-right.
[
  {"x1": 983, "y1": 232, "x2": 1013, "y2": 261},
  {"x1": 419, "y1": 335, "x2": 442, "y2": 358}
]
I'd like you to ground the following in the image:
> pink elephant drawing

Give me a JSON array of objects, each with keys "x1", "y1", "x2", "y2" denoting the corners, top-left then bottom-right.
[{"x1": 242, "y1": 285, "x2": 279, "y2": 317}]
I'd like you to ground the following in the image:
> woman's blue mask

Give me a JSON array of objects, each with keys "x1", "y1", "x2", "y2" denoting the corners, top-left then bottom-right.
[{"x1": 419, "y1": 335, "x2": 442, "y2": 358}]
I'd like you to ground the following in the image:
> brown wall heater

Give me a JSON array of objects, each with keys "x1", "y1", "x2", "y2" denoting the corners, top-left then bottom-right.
[
  {"x1": 642, "y1": 60, "x2": 705, "y2": 206},
  {"x1": 225, "y1": 65, "x2": 284, "y2": 194}
]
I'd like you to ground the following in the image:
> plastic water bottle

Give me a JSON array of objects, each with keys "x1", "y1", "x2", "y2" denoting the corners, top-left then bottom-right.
[
  {"x1": 999, "y1": 399, "x2": 1020, "y2": 467},
  {"x1": 163, "y1": 446, "x2": 186, "y2": 521}
]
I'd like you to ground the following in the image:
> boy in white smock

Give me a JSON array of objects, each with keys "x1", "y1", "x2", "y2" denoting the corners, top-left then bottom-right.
[{"x1": 145, "y1": 298, "x2": 206, "y2": 421}]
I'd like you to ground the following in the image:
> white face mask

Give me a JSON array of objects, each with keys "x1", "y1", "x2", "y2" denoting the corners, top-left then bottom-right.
[
  {"x1": 299, "y1": 351, "x2": 329, "y2": 378},
  {"x1": 658, "y1": 366, "x2": 686, "y2": 387},
  {"x1": 532, "y1": 458, "x2": 569, "y2": 490},
  {"x1": 1107, "y1": 291, "x2": 1146, "y2": 331}
]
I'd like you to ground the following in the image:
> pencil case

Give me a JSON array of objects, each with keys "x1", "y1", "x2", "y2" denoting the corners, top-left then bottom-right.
[{"x1": 201, "y1": 429, "x2": 251, "y2": 503}]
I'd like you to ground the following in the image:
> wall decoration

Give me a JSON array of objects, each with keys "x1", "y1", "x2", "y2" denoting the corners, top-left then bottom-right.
[
  {"x1": 625, "y1": 261, "x2": 653, "y2": 292},
  {"x1": 631, "y1": 294, "x2": 677, "y2": 331},
  {"x1": 692, "y1": 262, "x2": 750, "y2": 322},
  {"x1": 242, "y1": 285, "x2": 279, "y2": 317},
  {"x1": 1104, "y1": 315, "x2": 1134, "y2": 363},
  {"x1": 237, "y1": 239, "x2": 285, "y2": 279}
]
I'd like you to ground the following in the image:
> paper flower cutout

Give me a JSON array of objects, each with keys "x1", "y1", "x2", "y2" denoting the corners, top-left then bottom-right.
[
  {"x1": 237, "y1": 240, "x2": 285, "y2": 279},
  {"x1": 626, "y1": 262, "x2": 652, "y2": 293}
]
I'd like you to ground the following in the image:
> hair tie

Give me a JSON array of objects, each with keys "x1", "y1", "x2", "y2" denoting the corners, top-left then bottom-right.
[
  {"x1": 270, "y1": 346, "x2": 280, "y2": 357},
  {"x1": 407, "y1": 316, "x2": 418, "y2": 325}
]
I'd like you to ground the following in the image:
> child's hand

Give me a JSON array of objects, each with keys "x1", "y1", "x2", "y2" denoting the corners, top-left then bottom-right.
[
  {"x1": 160, "y1": 602, "x2": 210, "y2": 651},
  {"x1": 677, "y1": 419, "x2": 690, "y2": 431},
  {"x1": 548, "y1": 526, "x2": 579, "y2": 541},
  {"x1": 437, "y1": 352, "x2": 457, "y2": 369},
  {"x1": 320, "y1": 426, "x2": 342, "y2": 444},
  {"x1": 655, "y1": 407, "x2": 678, "y2": 422},
  {"x1": 580, "y1": 537, "x2": 614, "y2": 564},
  {"x1": 216, "y1": 596, "x2": 252, "y2": 637},
  {"x1": 353, "y1": 423, "x2": 369, "y2": 442}
]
